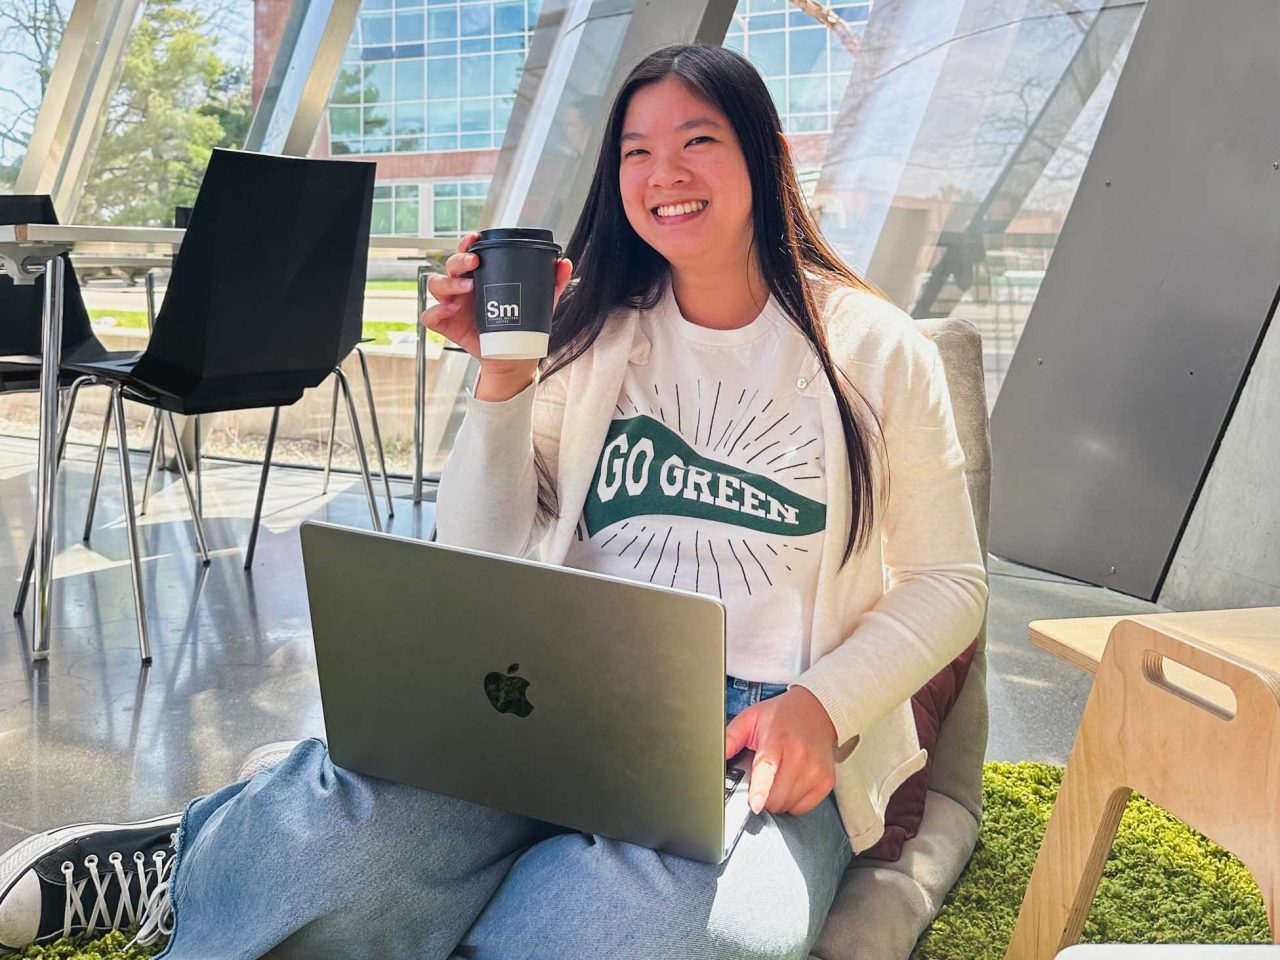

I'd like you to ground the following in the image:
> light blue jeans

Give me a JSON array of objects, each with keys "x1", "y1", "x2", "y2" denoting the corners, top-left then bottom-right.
[{"x1": 157, "y1": 678, "x2": 852, "y2": 960}]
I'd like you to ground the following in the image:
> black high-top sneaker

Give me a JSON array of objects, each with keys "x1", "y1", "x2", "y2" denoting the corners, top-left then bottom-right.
[{"x1": 0, "y1": 813, "x2": 181, "y2": 952}]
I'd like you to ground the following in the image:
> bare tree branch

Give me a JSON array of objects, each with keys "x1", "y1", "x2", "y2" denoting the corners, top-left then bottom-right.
[{"x1": 786, "y1": 0, "x2": 862, "y2": 56}]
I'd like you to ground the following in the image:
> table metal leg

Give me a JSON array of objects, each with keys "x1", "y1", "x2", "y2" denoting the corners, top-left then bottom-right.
[
  {"x1": 413, "y1": 265, "x2": 428, "y2": 503},
  {"x1": 32, "y1": 256, "x2": 64, "y2": 661}
]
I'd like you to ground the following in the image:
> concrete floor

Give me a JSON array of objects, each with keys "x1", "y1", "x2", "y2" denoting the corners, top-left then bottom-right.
[{"x1": 0, "y1": 432, "x2": 1163, "y2": 852}]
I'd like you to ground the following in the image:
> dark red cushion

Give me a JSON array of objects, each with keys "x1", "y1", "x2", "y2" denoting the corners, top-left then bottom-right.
[{"x1": 858, "y1": 637, "x2": 979, "y2": 861}]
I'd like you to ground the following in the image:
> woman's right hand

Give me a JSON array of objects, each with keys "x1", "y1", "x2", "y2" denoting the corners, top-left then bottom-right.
[
  {"x1": 421, "y1": 231, "x2": 485, "y2": 360},
  {"x1": 421, "y1": 231, "x2": 574, "y2": 402}
]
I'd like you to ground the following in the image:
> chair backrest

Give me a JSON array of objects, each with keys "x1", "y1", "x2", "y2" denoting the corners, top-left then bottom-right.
[
  {"x1": 130, "y1": 149, "x2": 375, "y2": 411},
  {"x1": 914, "y1": 317, "x2": 992, "y2": 823},
  {"x1": 0, "y1": 195, "x2": 95, "y2": 360}
]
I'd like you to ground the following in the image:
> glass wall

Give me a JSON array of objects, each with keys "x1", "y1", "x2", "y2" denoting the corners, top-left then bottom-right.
[
  {"x1": 328, "y1": 0, "x2": 542, "y2": 156},
  {"x1": 803, "y1": 0, "x2": 1145, "y2": 403},
  {"x1": 2, "y1": 0, "x2": 1149, "y2": 477}
]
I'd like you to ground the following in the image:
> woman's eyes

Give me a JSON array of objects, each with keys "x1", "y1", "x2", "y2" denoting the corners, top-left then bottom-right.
[{"x1": 623, "y1": 137, "x2": 715, "y2": 158}]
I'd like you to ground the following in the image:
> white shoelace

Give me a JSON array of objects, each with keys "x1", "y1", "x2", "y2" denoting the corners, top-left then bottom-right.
[{"x1": 59, "y1": 842, "x2": 176, "y2": 945}]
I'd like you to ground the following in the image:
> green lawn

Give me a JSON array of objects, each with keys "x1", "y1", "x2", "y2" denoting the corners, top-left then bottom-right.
[
  {"x1": 88, "y1": 309, "x2": 438, "y2": 348},
  {"x1": 366, "y1": 279, "x2": 418, "y2": 292}
]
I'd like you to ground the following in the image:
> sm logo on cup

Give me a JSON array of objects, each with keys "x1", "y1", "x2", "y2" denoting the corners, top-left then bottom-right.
[{"x1": 483, "y1": 282, "x2": 521, "y2": 327}]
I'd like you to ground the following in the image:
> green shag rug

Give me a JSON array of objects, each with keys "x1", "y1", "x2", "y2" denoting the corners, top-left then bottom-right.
[{"x1": 15, "y1": 763, "x2": 1271, "y2": 960}]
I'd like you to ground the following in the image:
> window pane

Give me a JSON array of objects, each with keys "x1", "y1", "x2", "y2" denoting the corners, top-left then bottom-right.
[
  {"x1": 788, "y1": 76, "x2": 826, "y2": 115},
  {"x1": 749, "y1": 32, "x2": 786, "y2": 76},
  {"x1": 460, "y1": 197, "x2": 485, "y2": 232},
  {"x1": 493, "y1": 53, "x2": 522, "y2": 97},
  {"x1": 493, "y1": 35, "x2": 524, "y2": 51},
  {"x1": 723, "y1": 33, "x2": 744, "y2": 55},
  {"x1": 395, "y1": 102, "x2": 425, "y2": 135},
  {"x1": 493, "y1": 95, "x2": 514, "y2": 133},
  {"x1": 434, "y1": 199, "x2": 459, "y2": 233},
  {"x1": 435, "y1": 182, "x2": 458, "y2": 197},
  {"x1": 494, "y1": 1, "x2": 524, "y2": 33},
  {"x1": 395, "y1": 184, "x2": 420, "y2": 199},
  {"x1": 427, "y1": 8, "x2": 456, "y2": 38},
  {"x1": 788, "y1": 28, "x2": 826, "y2": 75},
  {"x1": 363, "y1": 105, "x2": 391, "y2": 136},
  {"x1": 364, "y1": 137, "x2": 393, "y2": 153},
  {"x1": 396, "y1": 60, "x2": 425, "y2": 100},
  {"x1": 765, "y1": 77, "x2": 786, "y2": 111},
  {"x1": 395, "y1": 199, "x2": 419, "y2": 234},
  {"x1": 460, "y1": 55, "x2": 491, "y2": 97},
  {"x1": 460, "y1": 132, "x2": 490, "y2": 149},
  {"x1": 461, "y1": 180, "x2": 486, "y2": 197},
  {"x1": 331, "y1": 139, "x2": 358, "y2": 155},
  {"x1": 329, "y1": 106, "x2": 361, "y2": 136},
  {"x1": 459, "y1": 3, "x2": 490, "y2": 37},
  {"x1": 749, "y1": 0, "x2": 785, "y2": 10},
  {"x1": 372, "y1": 200, "x2": 393, "y2": 234},
  {"x1": 460, "y1": 98, "x2": 489, "y2": 132},
  {"x1": 427, "y1": 40, "x2": 458, "y2": 57},
  {"x1": 362, "y1": 14, "x2": 393, "y2": 46},
  {"x1": 428, "y1": 134, "x2": 459, "y2": 151},
  {"x1": 750, "y1": 13, "x2": 785, "y2": 31},
  {"x1": 364, "y1": 63, "x2": 394, "y2": 102},
  {"x1": 395, "y1": 11, "x2": 424, "y2": 42},
  {"x1": 427, "y1": 57, "x2": 459, "y2": 98},
  {"x1": 374, "y1": 185, "x2": 393, "y2": 200},
  {"x1": 428, "y1": 99, "x2": 459, "y2": 133},
  {"x1": 460, "y1": 37, "x2": 490, "y2": 55}
]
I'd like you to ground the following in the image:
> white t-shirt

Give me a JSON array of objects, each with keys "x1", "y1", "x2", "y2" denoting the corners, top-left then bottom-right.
[{"x1": 563, "y1": 282, "x2": 828, "y2": 682}]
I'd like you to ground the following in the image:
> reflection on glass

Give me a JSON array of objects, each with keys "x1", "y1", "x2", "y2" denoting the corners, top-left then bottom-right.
[{"x1": 801, "y1": 0, "x2": 1145, "y2": 403}]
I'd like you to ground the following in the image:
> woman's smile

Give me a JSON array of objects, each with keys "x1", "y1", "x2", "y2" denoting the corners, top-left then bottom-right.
[{"x1": 652, "y1": 199, "x2": 710, "y2": 225}]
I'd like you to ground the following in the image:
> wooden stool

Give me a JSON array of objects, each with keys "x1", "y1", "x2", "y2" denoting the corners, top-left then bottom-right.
[{"x1": 1006, "y1": 618, "x2": 1280, "y2": 959}]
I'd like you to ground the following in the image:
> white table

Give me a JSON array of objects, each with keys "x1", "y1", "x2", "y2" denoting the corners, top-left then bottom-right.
[{"x1": 0, "y1": 222, "x2": 453, "y2": 660}]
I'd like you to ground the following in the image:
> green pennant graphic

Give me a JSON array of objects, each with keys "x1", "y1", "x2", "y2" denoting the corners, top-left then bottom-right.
[{"x1": 583, "y1": 416, "x2": 826, "y2": 538}]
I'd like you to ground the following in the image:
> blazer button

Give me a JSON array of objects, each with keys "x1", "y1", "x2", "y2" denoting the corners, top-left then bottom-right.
[{"x1": 797, "y1": 377, "x2": 807, "y2": 389}]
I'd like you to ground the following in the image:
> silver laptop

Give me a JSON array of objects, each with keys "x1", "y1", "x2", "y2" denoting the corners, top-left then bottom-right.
[{"x1": 300, "y1": 521, "x2": 755, "y2": 864}]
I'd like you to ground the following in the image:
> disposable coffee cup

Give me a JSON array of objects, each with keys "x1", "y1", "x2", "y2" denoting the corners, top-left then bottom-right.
[{"x1": 469, "y1": 227, "x2": 561, "y2": 360}]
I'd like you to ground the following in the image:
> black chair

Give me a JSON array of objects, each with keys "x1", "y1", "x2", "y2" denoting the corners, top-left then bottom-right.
[
  {"x1": 2, "y1": 196, "x2": 168, "y2": 626},
  {"x1": 18, "y1": 149, "x2": 377, "y2": 659},
  {"x1": 0, "y1": 195, "x2": 140, "y2": 391}
]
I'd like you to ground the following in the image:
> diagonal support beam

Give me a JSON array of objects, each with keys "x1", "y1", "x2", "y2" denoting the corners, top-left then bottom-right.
[
  {"x1": 244, "y1": 0, "x2": 361, "y2": 156},
  {"x1": 14, "y1": 0, "x2": 147, "y2": 219}
]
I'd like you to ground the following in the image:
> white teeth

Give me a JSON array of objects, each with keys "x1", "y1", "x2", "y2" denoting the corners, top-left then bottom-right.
[{"x1": 655, "y1": 200, "x2": 708, "y2": 218}]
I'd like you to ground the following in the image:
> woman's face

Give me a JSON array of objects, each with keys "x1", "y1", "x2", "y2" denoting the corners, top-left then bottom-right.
[{"x1": 617, "y1": 76, "x2": 754, "y2": 272}]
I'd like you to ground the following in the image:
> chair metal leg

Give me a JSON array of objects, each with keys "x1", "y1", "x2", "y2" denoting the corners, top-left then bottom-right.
[
  {"x1": 138, "y1": 411, "x2": 163, "y2": 518},
  {"x1": 164, "y1": 413, "x2": 209, "y2": 565},
  {"x1": 110, "y1": 385, "x2": 150, "y2": 663},
  {"x1": 355, "y1": 346, "x2": 394, "y2": 518},
  {"x1": 321, "y1": 376, "x2": 339, "y2": 494},
  {"x1": 244, "y1": 407, "x2": 280, "y2": 571},
  {"x1": 15, "y1": 375, "x2": 94, "y2": 617},
  {"x1": 193, "y1": 414, "x2": 202, "y2": 517},
  {"x1": 334, "y1": 367, "x2": 382, "y2": 533},
  {"x1": 81, "y1": 403, "x2": 113, "y2": 540}
]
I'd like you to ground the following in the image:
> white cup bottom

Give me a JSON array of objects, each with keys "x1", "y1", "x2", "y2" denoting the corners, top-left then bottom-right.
[{"x1": 479, "y1": 330, "x2": 549, "y2": 360}]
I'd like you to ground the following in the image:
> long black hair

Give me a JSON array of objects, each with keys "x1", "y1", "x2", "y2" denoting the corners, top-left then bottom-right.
[{"x1": 540, "y1": 43, "x2": 883, "y2": 564}]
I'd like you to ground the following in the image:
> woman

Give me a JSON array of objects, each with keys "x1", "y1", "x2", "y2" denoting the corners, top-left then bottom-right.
[{"x1": 0, "y1": 44, "x2": 985, "y2": 960}]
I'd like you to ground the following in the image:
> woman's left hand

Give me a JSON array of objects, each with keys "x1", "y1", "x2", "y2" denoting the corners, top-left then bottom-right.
[{"x1": 723, "y1": 687, "x2": 839, "y2": 817}]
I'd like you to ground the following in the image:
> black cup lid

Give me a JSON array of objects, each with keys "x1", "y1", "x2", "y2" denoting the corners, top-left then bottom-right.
[
  {"x1": 470, "y1": 227, "x2": 560, "y2": 256},
  {"x1": 477, "y1": 227, "x2": 553, "y2": 243}
]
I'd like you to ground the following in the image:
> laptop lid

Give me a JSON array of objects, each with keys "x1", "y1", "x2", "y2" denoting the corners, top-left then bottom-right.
[{"x1": 300, "y1": 521, "x2": 735, "y2": 863}]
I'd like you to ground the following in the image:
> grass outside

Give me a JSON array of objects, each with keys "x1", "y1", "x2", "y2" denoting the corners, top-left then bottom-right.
[{"x1": 87, "y1": 309, "x2": 440, "y2": 348}]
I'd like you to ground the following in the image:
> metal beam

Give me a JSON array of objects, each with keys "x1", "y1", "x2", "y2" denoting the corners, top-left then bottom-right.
[
  {"x1": 14, "y1": 0, "x2": 146, "y2": 219},
  {"x1": 244, "y1": 0, "x2": 361, "y2": 156},
  {"x1": 483, "y1": 0, "x2": 738, "y2": 241}
]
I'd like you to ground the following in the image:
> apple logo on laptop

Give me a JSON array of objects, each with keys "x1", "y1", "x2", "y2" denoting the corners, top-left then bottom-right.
[{"x1": 484, "y1": 663, "x2": 534, "y2": 717}]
